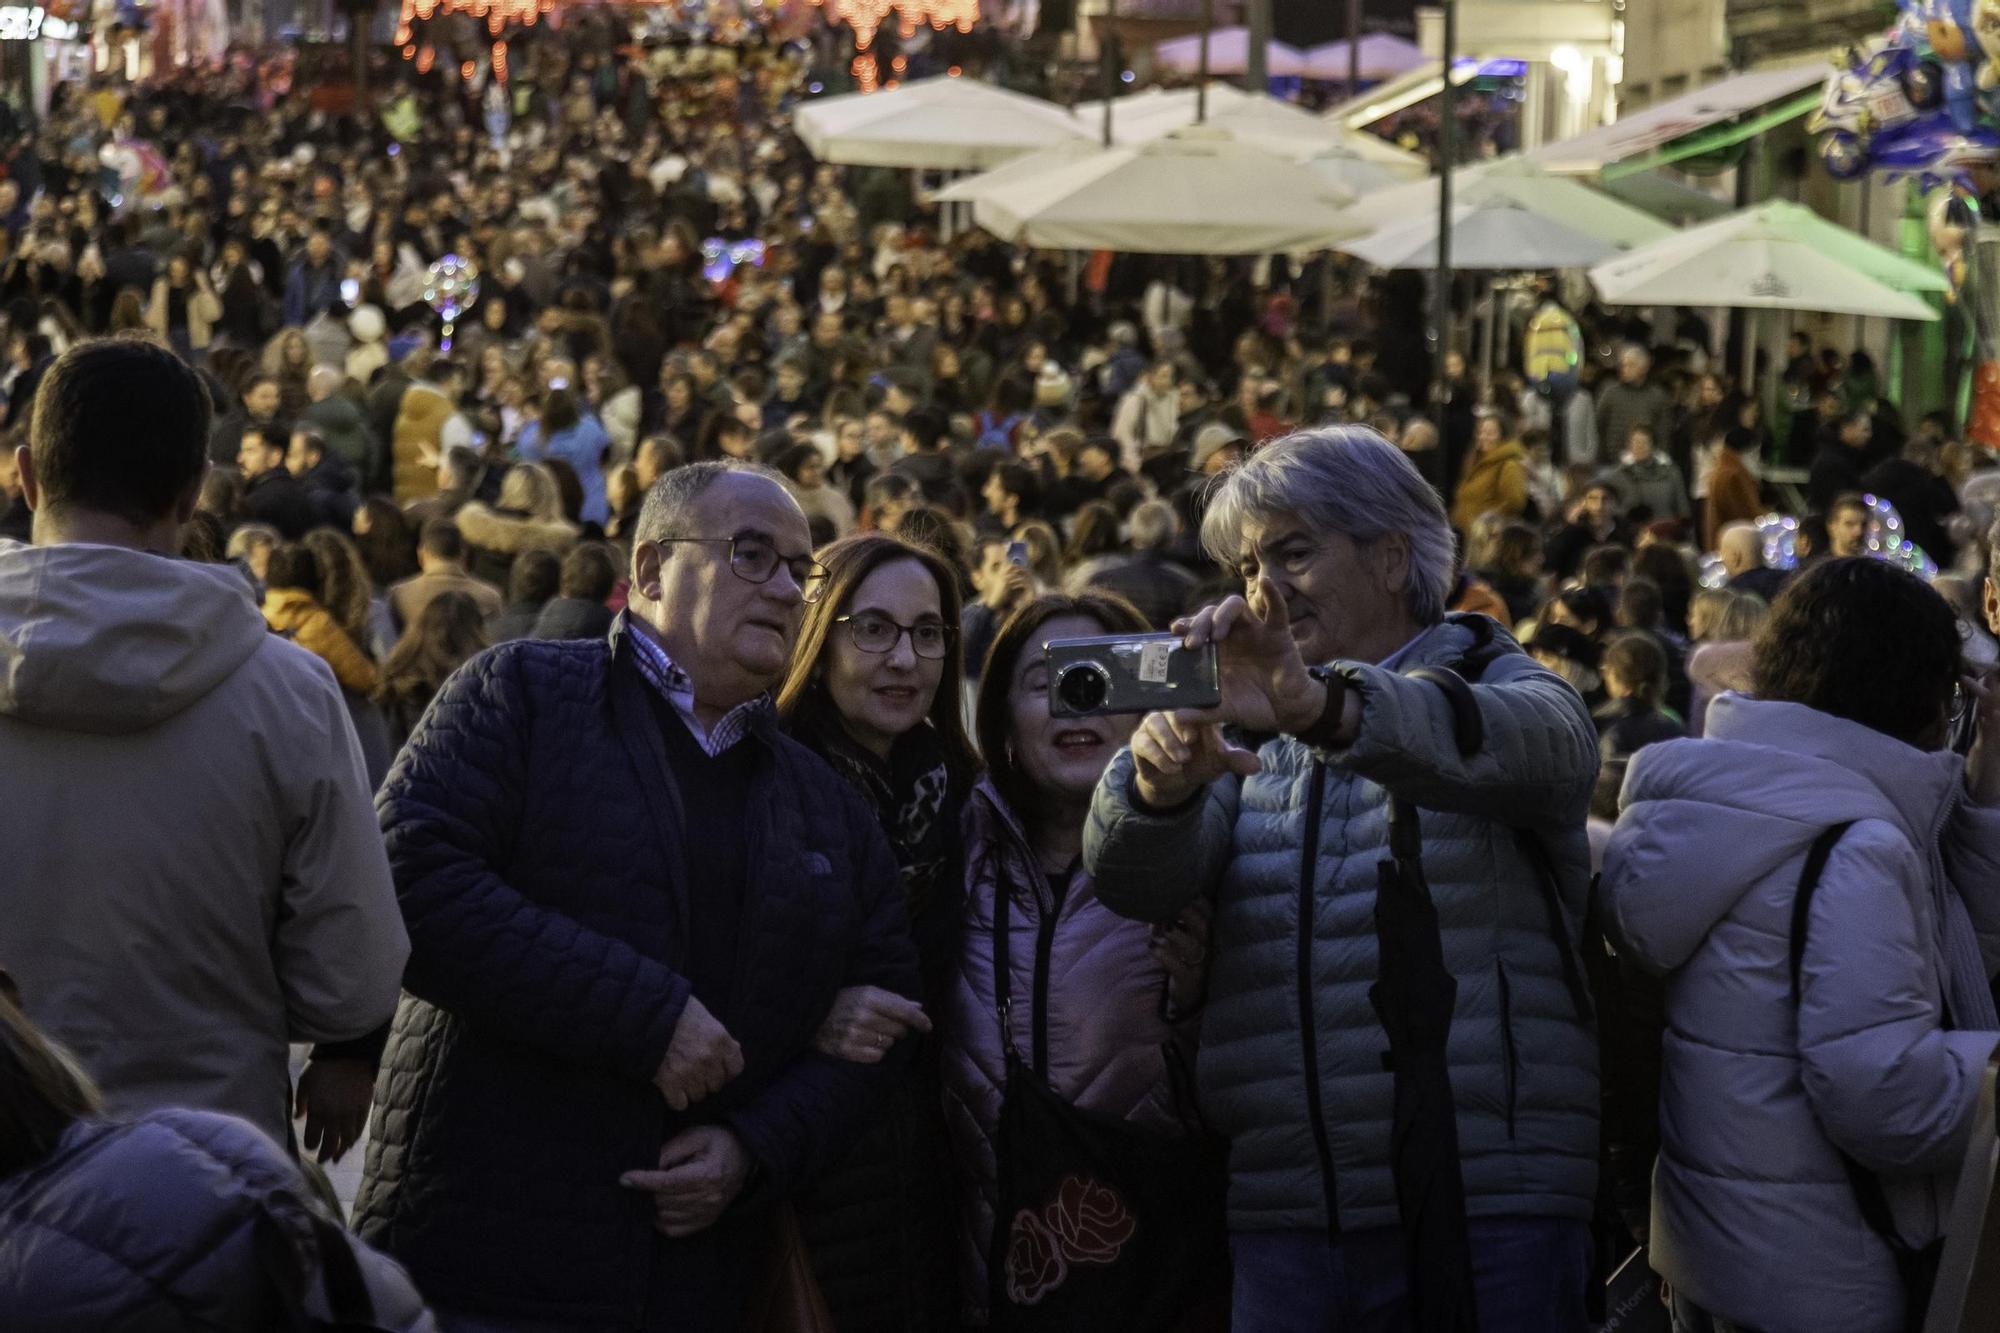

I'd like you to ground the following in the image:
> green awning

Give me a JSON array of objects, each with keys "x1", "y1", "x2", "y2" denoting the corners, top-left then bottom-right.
[{"x1": 1602, "y1": 88, "x2": 1823, "y2": 181}]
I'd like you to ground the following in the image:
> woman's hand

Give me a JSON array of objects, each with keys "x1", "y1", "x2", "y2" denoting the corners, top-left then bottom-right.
[
  {"x1": 814, "y1": 985, "x2": 932, "y2": 1063},
  {"x1": 1150, "y1": 900, "x2": 1212, "y2": 1016}
]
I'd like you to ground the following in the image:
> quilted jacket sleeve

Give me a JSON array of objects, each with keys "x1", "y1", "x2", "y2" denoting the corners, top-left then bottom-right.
[
  {"x1": 725, "y1": 792, "x2": 920, "y2": 1201},
  {"x1": 1798, "y1": 822, "x2": 2000, "y2": 1175},
  {"x1": 1324, "y1": 648, "x2": 1597, "y2": 830},
  {"x1": 379, "y1": 648, "x2": 689, "y2": 1081},
  {"x1": 1943, "y1": 797, "x2": 2000, "y2": 980},
  {"x1": 1084, "y1": 746, "x2": 1240, "y2": 925}
]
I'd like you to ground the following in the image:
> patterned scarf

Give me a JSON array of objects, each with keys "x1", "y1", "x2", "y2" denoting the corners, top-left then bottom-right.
[{"x1": 801, "y1": 709, "x2": 960, "y2": 916}]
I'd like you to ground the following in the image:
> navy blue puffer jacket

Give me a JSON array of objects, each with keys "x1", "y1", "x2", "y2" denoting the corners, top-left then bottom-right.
[
  {"x1": 353, "y1": 624, "x2": 920, "y2": 1328},
  {"x1": 0, "y1": 1108, "x2": 432, "y2": 1331}
]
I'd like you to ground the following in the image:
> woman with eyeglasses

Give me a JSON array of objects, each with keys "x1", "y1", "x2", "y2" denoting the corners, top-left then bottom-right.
[{"x1": 776, "y1": 533, "x2": 979, "y2": 1331}]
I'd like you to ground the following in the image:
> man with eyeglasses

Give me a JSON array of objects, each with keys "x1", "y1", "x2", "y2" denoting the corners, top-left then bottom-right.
[{"x1": 357, "y1": 460, "x2": 922, "y2": 1332}]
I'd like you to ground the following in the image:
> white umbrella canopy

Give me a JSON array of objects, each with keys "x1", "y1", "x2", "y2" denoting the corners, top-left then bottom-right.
[
  {"x1": 1338, "y1": 158, "x2": 1673, "y2": 248},
  {"x1": 1302, "y1": 34, "x2": 1429, "y2": 82},
  {"x1": 1301, "y1": 148, "x2": 1410, "y2": 197},
  {"x1": 928, "y1": 141, "x2": 1102, "y2": 204},
  {"x1": 1153, "y1": 26, "x2": 1307, "y2": 77},
  {"x1": 1072, "y1": 84, "x2": 1253, "y2": 124},
  {"x1": 795, "y1": 76, "x2": 1094, "y2": 170},
  {"x1": 1340, "y1": 198, "x2": 1621, "y2": 270},
  {"x1": 1099, "y1": 89, "x2": 1431, "y2": 170},
  {"x1": 1588, "y1": 200, "x2": 1944, "y2": 320},
  {"x1": 969, "y1": 127, "x2": 1364, "y2": 255}
]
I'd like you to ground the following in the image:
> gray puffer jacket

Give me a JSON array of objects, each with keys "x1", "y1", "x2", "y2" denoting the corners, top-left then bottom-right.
[{"x1": 1085, "y1": 616, "x2": 1600, "y2": 1233}]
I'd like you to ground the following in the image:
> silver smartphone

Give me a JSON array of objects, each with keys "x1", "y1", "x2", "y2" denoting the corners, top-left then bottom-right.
[{"x1": 1044, "y1": 633, "x2": 1222, "y2": 718}]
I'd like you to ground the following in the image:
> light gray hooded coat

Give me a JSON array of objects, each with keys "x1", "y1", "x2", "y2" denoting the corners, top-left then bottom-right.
[{"x1": 0, "y1": 539, "x2": 407, "y2": 1145}]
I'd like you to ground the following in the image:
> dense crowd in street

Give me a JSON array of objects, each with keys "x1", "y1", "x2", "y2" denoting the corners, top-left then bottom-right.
[{"x1": 2, "y1": 14, "x2": 2000, "y2": 1333}]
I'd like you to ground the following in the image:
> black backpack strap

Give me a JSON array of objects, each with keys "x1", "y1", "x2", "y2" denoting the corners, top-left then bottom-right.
[
  {"x1": 1408, "y1": 666, "x2": 1483, "y2": 757},
  {"x1": 1409, "y1": 636, "x2": 1592, "y2": 1023},
  {"x1": 1788, "y1": 822, "x2": 1856, "y2": 1007},
  {"x1": 1787, "y1": 823, "x2": 1922, "y2": 1272},
  {"x1": 1517, "y1": 830, "x2": 1594, "y2": 1024}
]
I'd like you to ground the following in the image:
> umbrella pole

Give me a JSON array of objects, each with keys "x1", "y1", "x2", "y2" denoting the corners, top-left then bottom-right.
[
  {"x1": 1480, "y1": 280, "x2": 1495, "y2": 400},
  {"x1": 1347, "y1": 0, "x2": 1361, "y2": 101},
  {"x1": 1431, "y1": 0, "x2": 1457, "y2": 427},
  {"x1": 1197, "y1": 0, "x2": 1211, "y2": 123},
  {"x1": 1740, "y1": 307, "x2": 1755, "y2": 401},
  {"x1": 1100, "y1": 0, "x2": 1117, "y2": 148}
]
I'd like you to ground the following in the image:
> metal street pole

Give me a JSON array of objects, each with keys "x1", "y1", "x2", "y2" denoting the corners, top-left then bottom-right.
[
  {"x1": 1100, "y1": 0, "x2": 1116, "y2": 146},
  {"x1": 1347, "y1": 0, "x2": 1361, "y2": 100},
  {"x1": 1196, "y1": 0, "x2": 1212, "y2": 122},
  {"x1": 1432, "y1": 0, "x2": 1456, "y2": 425},
  {"x1": 1245, "y1": 0, "x2": 1270, "y2": 90}
]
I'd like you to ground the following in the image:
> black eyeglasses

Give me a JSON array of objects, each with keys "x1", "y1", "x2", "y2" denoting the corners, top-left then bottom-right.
[
  {"x1": 835, "y1": 613, "x2": 954, "y2": 660},
  {"x1": 655, "y1": 535, "x2": 829, "y2": 603}
]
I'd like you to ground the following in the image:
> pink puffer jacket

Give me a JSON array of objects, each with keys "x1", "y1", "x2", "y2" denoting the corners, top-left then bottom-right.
[{"x1": 940, "y1": 778, "x2": 1196, "y2": 1326}]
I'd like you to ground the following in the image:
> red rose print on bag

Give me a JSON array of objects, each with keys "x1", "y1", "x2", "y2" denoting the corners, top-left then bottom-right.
[
  {"x1": 1042, "y1": 1175, "x2": 1137, "y2": 1267},
  {"x1": 1005, "y1": 1207, "x2": 1069, "y2": 1306}
]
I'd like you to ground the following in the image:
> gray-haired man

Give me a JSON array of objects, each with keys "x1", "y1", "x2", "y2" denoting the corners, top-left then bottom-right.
[{"x1": 1085, "y1": 426, "x2": 1601, "y2": 1330}]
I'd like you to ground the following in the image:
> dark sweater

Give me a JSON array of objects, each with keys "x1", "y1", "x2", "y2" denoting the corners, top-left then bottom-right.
[{"x1": 647, "y1": 690, "x2": 756, "y2": 1024}]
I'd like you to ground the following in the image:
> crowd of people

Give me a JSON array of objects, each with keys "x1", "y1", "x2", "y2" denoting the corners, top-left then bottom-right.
[{"x1": 2, "y1": 17, "x2": 2000, "y2": 1333}]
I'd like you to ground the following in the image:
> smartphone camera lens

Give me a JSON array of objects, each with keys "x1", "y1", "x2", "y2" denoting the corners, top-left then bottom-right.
[{"x1": 1055, "y1": 662, "x2": 1109, "y2": 714}]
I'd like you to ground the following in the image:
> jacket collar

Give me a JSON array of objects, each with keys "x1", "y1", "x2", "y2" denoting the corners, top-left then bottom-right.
[{"x1": 1704, "y1": 694, "x2": 1963, "y2": 848}]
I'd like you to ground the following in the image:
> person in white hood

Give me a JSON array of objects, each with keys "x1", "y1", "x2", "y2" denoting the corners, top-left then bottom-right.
[
  {"x1": 1603, "y1": 557, "x2": 2000, "y2": 1333},
  {"x1": 0, "y1": 338, "x2": 409, "y2": 1160}
]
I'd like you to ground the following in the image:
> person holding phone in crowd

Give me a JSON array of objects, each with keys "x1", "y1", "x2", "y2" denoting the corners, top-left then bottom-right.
[{"x1": 1086, "y1": 426, "x2": 1602, "y2": 1331}]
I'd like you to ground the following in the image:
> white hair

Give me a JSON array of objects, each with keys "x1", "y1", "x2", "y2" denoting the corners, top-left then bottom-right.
[
  {"x1": 1128, "y1": 499, "x2": 1179, "y2": 552},
  {"x1": 1200, "y1": 426, "x2": 1455, "y2": 627}
]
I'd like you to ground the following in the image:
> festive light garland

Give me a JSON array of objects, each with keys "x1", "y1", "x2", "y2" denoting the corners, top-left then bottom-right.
[
  {"x1": 805, "y1": 0, "x2": 977, "y2": 54},
  {"x1": 1699, "y1": 506, "x2": 1938, "y2": 588},
  {"x1": 394, "y1": 0, "x2": 556, "y2": 82}
]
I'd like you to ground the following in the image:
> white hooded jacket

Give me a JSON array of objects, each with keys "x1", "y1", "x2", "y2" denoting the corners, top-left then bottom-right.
[
  {"x1": 1604, "y1": 694, "x2": 2000, "y2": 1331},
  {"x1": 0, "y1": 539, "x2": 407, "y2": 1145}
]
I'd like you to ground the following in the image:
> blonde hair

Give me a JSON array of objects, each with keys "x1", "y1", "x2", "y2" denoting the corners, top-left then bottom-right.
[
  {"x1": 499, "y1": 463, "x2": 565, "y2": 521},
  {"x1": 1688, "y1": 587, "x2": 1769, "y2": 643}
]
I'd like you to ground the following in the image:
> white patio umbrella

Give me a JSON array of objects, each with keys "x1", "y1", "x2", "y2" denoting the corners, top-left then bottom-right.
[
  {"x1": 1339, "y1": 157, "x2": 1673, "y2": 249},
  {"x1": 1118, "y1": 94, "x2": 1432, "y2": 170},
  {"x1": 928, "y1": 141, "x2": 1102, "y2": 204},
  {"x1": 1301, "y1": 147, "x2": 1410, "y2": 197},
  {"x1": 1302, "y1": 34, "x2": 1429, "y2": 83},
  {"x1": 1588, "y1": 200, "x2": 1945, "y2": 320},
  {"x1": 1153, "y1": 26, "x2": 1307, "y2": 77},
  {"x1": 1340, "y1": 198, "x2": 1622, "y2": 270},
  {"x1": 967, "y1": 127, "x2": 1364, "y2": 255},
  {"x1": 795, "y1": 76, "x2": 1094, "y2": 170},
  {"x1": 1072, "y1": 84, "x2": 1256, "y2": 125}
]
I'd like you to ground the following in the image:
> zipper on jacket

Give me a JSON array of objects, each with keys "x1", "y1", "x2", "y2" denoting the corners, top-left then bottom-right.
[
  {"x1": 1295, "y1": 762, "x2": 1341, "y2": 1236},
  {"x1": 1496, "y1": 960, "x2": 1519, "y2": 1140},
  {"x1": 1032, "y1": 875, "x2": 1068, "y2": 1076}
]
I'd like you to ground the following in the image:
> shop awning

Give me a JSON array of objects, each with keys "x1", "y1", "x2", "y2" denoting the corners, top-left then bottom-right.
[
  {"x1": 1321, "y1": 57, "x2": 1526, "y2": 131},
  {"x1": 1526, "y1": 64, "x2": 1827, "y2": 177}
]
